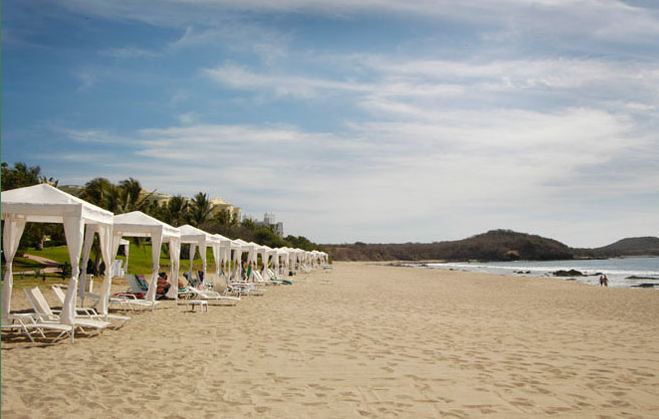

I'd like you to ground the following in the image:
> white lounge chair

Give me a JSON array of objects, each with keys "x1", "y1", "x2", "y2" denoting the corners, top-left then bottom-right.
[
  {"x1": 267, "y1": 268, "x2": 293, "y2": 285},
  {"x1": 184, "y1": 286, "x2": 240, "y2": 305},
  {"x1": 109, "y1": 274, "x2": 160, "y2": 311},
  {"x1": 24, "y1": 287, "x2": 110, "y2": 335},
  {"x1": 2, "y1": 314, "x2": 75, "y2": 343},
  {"x1": 110, "y1": 293, "x2": 159, "y2": 311},
  {"x1": 231, "y1": 281, "x2": 264, "y2": 296},
  {"x1": 254, "y1": 271, "x2": 282, "y2": 286},
  {"x1": 51, "y1": 285, "x2": 130, "y2": 327}
]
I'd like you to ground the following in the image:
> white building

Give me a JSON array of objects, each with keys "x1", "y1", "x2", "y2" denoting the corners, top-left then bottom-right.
[{"x1": 256, "y1": 212, "x2": 284, "y2": 237}]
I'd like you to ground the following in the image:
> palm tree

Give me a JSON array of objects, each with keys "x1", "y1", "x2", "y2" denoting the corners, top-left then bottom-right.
[
  {"x1": 117, "y1": 177, "x2": 154, "y2": 213},
  {"x1": 80, "y1": 177, "x2": 117, "y2": 211},
  {"x1": 189, "y1": 192, "x2": 213, "y2": 227},
  {"x1": 214, "y1": 208, "x2": 232, "y2": 225},
  {"x1": 166, "y1": 195, "x2": 189, "y2": 226},
  {"x1": 1, "y1": 162, "x2": 55, "y2": 191}
]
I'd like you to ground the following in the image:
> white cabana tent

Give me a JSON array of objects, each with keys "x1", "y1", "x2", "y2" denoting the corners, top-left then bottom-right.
[
  {"x1": 275, "y1": 247, "x2": 290, "y2": 276},
  {"x1": 213, "y1": 234, "x2": 233, "y2": 277},
  {"x1": 248, "y1": 241, "x2": 265, "y2": 273},
  {"x1": 311, "y1": 250, "x2": 322, "y2": 268},
  {"x1": 81, "y1": 238, "x2": 130, "y2": 300},
  {"x1": 241, "y1": 240, "x2": 257, "y2": 272},
  {"x1": 119, "y1": 238, "x2": 130, "y2": 273},
  {"x1": 289, "y1": 248, "x2": 300, "y2": 273},
  {"x1": 230, "y1": 239, "x2": 252, "y2": 281},
  {"x1": 112, "y1": 211, "x2": 181, "y2": 301},
  {"x1": 262, "y1": 245, "x2": 277, "y2": 278},
  {"x1": 179, "y1": 224, "x2": 220, "y2": 287},
  {"x1": 248, "y1": 242, "x2": 271, "y2": 278},
  {"x1": 2, "y1": 184, "x2": 114, "y2": 323}
]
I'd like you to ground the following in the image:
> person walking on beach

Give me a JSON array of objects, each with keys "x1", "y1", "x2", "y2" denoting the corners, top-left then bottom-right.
[{"x1": 599, "y1": 274, "x2": 608, "y2": 287}]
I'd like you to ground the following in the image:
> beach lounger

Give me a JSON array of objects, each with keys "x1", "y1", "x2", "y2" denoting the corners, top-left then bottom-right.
[
  {"x1": 51, "y1": 285, "x2": 130, "y2": 327},
  {"x1": 178, "y1": 286, "x2": 196, "y2": 299},
  {"x1": 183, "y1": 272, "x2": 204, "y2": 288},
  {"x1": 2, "y1": 314, "x2": 75, "y2": 343},
  {"x1": 253, "y1": 271, "x2": 281, "y2": 286},
  {"x1": 24, "y1": 287, "x2": 110, "y2": 335},
  {"x1": 228, "y1": 280, "x2": 265, "y2": 296},
  {"x1": 267, "y1": 269, "x2": 293, "y2": 285},
  {"x1": 110, "y1": 274, "x2": 160, "y2": 311},
  {"x1": 126, "y1": 274, "x2": 150, "y2": 294},
  {"x1": 110, "y1": 292, "x2": 159, "y2": 311},
  {"x1": 184, "y1": 286, "x2": 240, "y2": 305}
]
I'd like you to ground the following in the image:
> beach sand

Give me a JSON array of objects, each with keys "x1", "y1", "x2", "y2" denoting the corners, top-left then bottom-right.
[{"x1": 3, "y1": 262, "x2": 659, "y2": 418}]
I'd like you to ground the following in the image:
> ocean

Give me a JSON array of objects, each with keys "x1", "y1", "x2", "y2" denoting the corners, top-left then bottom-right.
[{"x1": 425, "y1": 256, "x2": 659, "y2": 289}]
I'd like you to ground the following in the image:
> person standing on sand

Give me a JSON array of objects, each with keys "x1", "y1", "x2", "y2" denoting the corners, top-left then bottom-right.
[{"x1": 599, "y1": 274, "x2": 608, "y2": 287}]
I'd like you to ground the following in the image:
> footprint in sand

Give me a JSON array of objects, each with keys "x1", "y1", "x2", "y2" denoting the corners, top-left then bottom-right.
[{"x1": 254, "y1": 406, "x2": 271, "y2": 414}]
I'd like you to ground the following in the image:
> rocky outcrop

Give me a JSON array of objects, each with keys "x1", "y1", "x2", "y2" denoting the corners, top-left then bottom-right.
[{"x1": 552, "y1": 269, "x2": 584, "y2": 277}]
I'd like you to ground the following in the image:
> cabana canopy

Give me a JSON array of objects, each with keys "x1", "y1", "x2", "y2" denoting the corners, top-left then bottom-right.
[
  {"x1": 179, "y1": 224, "x2": 220, "y2": 287},
  {"x1": 1, "y1": 184, "x2": 114, "y2": 323},
  {"x1": 248, "y1": 241, "x2": 262, "y2": 266},
  {"x1": 112, "y1": 211, "x2": 181, "y2": 301},
  {"x1": 261, "y1": 245, "x2": 275, "y2": 277},
  {"x1": 274, "y1": 247, "x2": 290, "y2": 275},
  {"x1": 230, "y1": 239, "x2": 252, "y2": 281},
  {"x1": 213, "y1": 234, "x2": 233, "y2": 276}
]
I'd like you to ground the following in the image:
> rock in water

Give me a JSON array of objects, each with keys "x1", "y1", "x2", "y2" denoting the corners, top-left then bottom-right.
[{"x1": 553, "y1": 269, "x2": 584, "y2": 277}]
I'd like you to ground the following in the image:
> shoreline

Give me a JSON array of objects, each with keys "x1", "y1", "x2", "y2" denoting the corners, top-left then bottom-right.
[{"x1": 408, "y1": 257, "x2": 659, "y2": 290}]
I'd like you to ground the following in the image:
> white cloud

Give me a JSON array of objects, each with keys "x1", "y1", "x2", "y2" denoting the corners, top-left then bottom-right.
[
  {"x1": 56, "y1": 0, "x2": 659, "y2": 45},
  {"x1": 74, "y1": 69, "x2": 97, "y2": 91},
  {"x1": 99, "y1": 46, "x2": 158, "y2": 59},
  {"x1": 203, "y1": 63, "x2": 371, "y2": 98},
  {"x1": 53, "y1": 95, "x2": 657, "y2": 243},
  {"x1": 57, "y1": 128, "x2": 130, "y2": 144},
  {"x1": 201, "y1": 55, "x2": 659, "y2": 118},
  {"x1": 18, "y1": 0, "x2": 659, "y2": 245},
  {"x1": 177, "y1": 112, "x2": 199, "y2": 125}
]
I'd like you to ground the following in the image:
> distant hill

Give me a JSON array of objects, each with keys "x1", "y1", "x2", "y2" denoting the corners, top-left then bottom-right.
[
  {"x1": 324, "y1": 231, "x2": 659, "y2": 262},
  {"x1": 578, "y1": 237, "x2": 659, "y2": 258},
  {"x1": 324, "y1": 229, "x2": 574, "y2": 262}
]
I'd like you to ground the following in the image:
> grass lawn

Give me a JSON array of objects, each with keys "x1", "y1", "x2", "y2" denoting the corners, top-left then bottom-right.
[
  {"x1": 16, "y1": 243, "x2": 218, "y2": 276},
  {"x1": 13, "y1": 257, "x2": 46, "y2": 270},
  {"x1": 8, "y1": 273, "x2": 70, "y2": 290},
  {"x1": 23, "y1": 246, "x2": 71, "y2": 264}
]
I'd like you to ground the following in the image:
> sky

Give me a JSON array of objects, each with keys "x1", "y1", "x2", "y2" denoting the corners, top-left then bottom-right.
[{"x1": 3, "y1": 0, "x2": 659, "y2": 247}]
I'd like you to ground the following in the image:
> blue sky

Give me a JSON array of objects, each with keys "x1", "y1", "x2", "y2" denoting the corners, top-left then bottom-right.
[{"x1": 3, "y1": 0, "x2": 659, "y2": 246}]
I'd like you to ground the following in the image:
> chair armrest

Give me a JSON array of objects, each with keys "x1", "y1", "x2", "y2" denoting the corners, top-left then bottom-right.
[
  {"x1": 113, "y1": 293, "x2": 139, "y2": 300},
  {"x1": 75, "y1": 307, "x2": 98, "y2": 316}
]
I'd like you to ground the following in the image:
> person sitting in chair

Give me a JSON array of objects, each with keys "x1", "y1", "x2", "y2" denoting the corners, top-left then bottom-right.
[{"x1": 157, "y1": 272, "x2": 171, "y2": 297}]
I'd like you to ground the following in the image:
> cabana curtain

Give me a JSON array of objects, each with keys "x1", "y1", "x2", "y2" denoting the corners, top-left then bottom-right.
[{"x1": 1, "y1": 215, "x2": 27, "y2": 322}]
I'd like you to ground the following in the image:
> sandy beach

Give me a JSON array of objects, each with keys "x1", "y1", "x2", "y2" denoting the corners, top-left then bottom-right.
[{"x1": 3, "y1": 262, "x2": 659, "y2": 418}]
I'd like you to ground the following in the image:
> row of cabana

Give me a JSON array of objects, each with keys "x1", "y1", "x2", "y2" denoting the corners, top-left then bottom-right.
[{"x1": 1, "y1": 184, "x2": 329, "y2": 324}]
